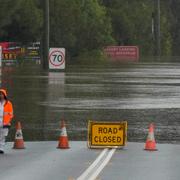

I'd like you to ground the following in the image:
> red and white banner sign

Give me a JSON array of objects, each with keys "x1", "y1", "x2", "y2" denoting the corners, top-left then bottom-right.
[{"x1": 104, "y1": 46, "x2": 139, "y2": 61}]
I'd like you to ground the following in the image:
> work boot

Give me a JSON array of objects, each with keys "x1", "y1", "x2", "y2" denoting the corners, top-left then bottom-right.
[{"x1": 0, "y1": 149, "x2": 4, "y2": 154}]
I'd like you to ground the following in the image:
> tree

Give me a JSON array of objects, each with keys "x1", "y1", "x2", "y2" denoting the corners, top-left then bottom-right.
[
  {"x1": 101, "y1": 0, "x2": 172, "y2": 56},
  {"x1": 167, "y1": 0, "x2": 180, "y2": 55},
  {"x1": 76, "y1": 0, "x2": 115, "y2": 52},
  {"x1": 0, "y1": 0, "x2": 22, "y2": 41},
  {"x1": 0, "y1": 0, "x2": 176, "y2": 59},
  {"x1": 50, "y1": 0, "x2": 115, "y2": 57},
  {"x1": 2, "y1": 0, "x2": 43, "y2": 43}
]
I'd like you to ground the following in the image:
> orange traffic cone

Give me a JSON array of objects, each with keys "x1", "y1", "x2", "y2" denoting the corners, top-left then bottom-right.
[
  {"x1": 144, "y1": 123, "x2": 157, "y2": 151},
  {"x1": 13, "y1": 121, "x2": 25, "y2": 149},
  {"x1": 57, "y1": 120, "x2": 70, "y2": 149}
]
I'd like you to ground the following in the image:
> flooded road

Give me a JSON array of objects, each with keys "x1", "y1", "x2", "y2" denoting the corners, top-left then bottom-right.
[{"x1": 2, "y1": 62, "x2": 180, "y2": 143}]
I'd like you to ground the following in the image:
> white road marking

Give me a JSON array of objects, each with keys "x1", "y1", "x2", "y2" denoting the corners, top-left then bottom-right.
[
  {"x1": 88, "y1": 148, "x2": 116, "y2": 180},
  {"x1": 76, "y1": 148, "x2": 116, "y2": 180}
]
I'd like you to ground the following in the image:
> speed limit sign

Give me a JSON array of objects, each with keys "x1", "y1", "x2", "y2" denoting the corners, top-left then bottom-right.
[{"x1": 49, "y1": 48, "x2": 65, "y2": 69}]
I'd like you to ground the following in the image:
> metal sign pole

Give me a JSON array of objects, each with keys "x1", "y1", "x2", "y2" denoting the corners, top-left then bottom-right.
[
  {"x1": 42, "y1": 0, "x2": 49, "y2": 69},
  {"x1": 0, "y1": 46, "x2": 2, "y2": 67}
]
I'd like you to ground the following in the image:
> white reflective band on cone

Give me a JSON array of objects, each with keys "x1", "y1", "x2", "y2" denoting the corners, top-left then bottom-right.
[
  {"x1": 15, "y1": 130, "x2": 23, "y2": 139},
  {"x1": 61, "y1": 127, "x2": 67, "y2": 136},
  {"x1": 147, "y1": 132, "x2": 155, "y2": 141}
]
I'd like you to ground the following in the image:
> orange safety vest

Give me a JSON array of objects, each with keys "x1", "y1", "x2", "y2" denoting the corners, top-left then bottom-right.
[{"x1": 3, "y1": 100, "x2": 13, "y2": 126}]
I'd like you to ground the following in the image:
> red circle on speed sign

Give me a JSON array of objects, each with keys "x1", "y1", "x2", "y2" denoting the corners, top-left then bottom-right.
[{"x1": 49, "y1": 50, "x2": 65, "y2": 67}]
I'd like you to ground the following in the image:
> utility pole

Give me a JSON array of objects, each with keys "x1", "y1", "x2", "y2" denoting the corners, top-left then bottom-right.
[
  {"x1": 154, "y1": 0, "x2": 161, "y2": 58},
  {"x1": 42, "y1": 0, "x2": 49, "y2": 69}
]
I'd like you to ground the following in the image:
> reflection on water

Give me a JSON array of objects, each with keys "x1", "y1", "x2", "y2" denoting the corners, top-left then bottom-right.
[{"x1": 2, "y1": 63, "x2": 180, "y2": 143}]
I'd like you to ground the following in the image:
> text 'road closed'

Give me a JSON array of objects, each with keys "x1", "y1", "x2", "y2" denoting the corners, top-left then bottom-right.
[{"x1": 88, "y1": 121, "x2": 127, "y2": 148}]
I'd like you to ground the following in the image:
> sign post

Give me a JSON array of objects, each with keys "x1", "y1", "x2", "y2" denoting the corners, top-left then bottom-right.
[
  {"x1": 49, "y1": 48, "x2": 65, "y2": 70},
  {"x1": 0, "y1": 46, "x2": 2, "y2": 67},
  {"x1": 88, "y1": 121, "x2": 127, "y2": 148}
]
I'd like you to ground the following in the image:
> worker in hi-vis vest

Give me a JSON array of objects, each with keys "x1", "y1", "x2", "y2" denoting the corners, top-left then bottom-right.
[{"x1": 0, "y1": 89, "x2": 13, "y2": 154}]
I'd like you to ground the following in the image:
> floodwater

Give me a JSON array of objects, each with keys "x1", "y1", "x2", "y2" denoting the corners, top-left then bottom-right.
[{"x1": 2, "y1": 62, "x2": 180, "y2": 143}]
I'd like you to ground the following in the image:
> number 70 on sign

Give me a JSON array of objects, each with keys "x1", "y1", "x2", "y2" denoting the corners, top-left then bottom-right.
[{"x1": 49, "y1": 48, "x2": 65, "y2": 69}]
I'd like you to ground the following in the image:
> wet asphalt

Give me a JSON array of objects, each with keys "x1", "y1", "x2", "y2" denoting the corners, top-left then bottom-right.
[{"x1": 0, "y1": 141, "x2": 180, "y2": 180}]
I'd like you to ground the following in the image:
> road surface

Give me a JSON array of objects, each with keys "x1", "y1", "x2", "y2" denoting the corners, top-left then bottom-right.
[{"x1": 0, "y1": 141, "x2": 179, "y2": 180}]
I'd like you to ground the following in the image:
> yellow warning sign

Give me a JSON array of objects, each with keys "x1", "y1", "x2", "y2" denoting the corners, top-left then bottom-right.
[{"x1": 88, "y1": 121, "x2": 127, "y2": 148}]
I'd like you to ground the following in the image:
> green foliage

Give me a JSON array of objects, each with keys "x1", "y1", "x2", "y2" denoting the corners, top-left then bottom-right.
[
  {"x1": 1, "y1": 0, "x2": 42, "y2": 43},
  {"x1": 50, "y1": 0, "x2": 80, "y2": 49},
  {"x1": 160, "y1": 10, "x2": 172, "y2": 55},
  {"x1": 50, "y1": 0, "x2": 115, "y2": 58},
  {"x1": 0, "y1": 0, "x2": 180, "y2": 59},
  {"x1": 75, "y1": 49, "x2": 108, "y2": 65},
  {"x1": 104, "y1": 1, "x2": 155, "y2": 55},
  {"x1": 76, "y1": 0, "x2": 115, "y2": 51},
  {"x1": 167, "y1": 0, "x2": 180, "y2": 55},
  {"x1": 0, "y1": 0, "x2": 22, "y2": 40}
]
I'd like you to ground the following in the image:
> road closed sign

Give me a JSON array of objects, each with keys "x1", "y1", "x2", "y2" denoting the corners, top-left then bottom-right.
[
  {"x1": 88, "y1": 121, "x2": 127, "y2": 148},
  {"x1": 49, "y1": 48, "x2": 65, "y2": 69}
]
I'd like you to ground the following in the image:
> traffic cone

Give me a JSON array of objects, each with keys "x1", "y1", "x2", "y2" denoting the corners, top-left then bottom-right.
[
  {"x1": 57, "y1": 120, "x2": 70, "y2": 149},
  {"x1": 144, "y1": 123, "x2": 157, "y2": 151},
  {"x1": 13, "y1": 121, "x2": 25, "y2": 149}
]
